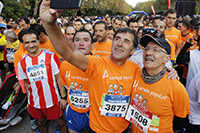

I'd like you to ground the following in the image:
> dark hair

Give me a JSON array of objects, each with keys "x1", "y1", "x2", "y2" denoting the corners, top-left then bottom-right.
[
  {"x1": 179, "y1": 20, "x2": 190, "y2": 29},
  {"x1": 137, "y1": 26, "x2": 144, "y2": 33},
  {"x1": 152, "y1": 16, "x2": 161, "y2": 23},
  {"x1": 164, "y1": 9, "x2": 177, "y2": 17},
  {"x1": 73, "y1": 28, "x2": 94, "y2": 43},
  {"x1": 11, "y1": 19, "x2": 18, "y2": 24},
  {"x1": 65, "y1": 26, "x2": 76, "y2": 34},
  {"x1": 127, "y1": 18, "x2": 137, "y2": 27},
  {"x1": 114, "y1": 27, "x2": 138, "y2": 50},
  {"x1": 18, "y1": 29, "x2": 39, "y2": 43},
  {"x1": 190, "y1": 18, "x2": 198, "y2": 26},
  {"x1": 29, "y1": 23, "x2": 47, "y2": 36},
  {"x1": 114, "y1": 17, "x2": 122, "y2": 23},
  {"x1": 93, "y1": 20, "x2": 108, "y2": 30},
  {"x1": 19, "y1": 17, "x2": 30, "y2": 24},
  {"x1": 75, "y1": 18, "x2": 83, "y2": 24}
]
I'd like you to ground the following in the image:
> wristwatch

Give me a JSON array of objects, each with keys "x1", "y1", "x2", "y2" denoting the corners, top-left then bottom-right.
[{"x1": 61, "y1": 95, "x2": 67, "y2": 100}]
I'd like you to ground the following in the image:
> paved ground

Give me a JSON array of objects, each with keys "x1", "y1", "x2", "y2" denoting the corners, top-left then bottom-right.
[
  {"x1": 1, "y1": 109, "x2": 56, "y2": 133},
  {"x1": 1, "y1": 109, "x2": 89, "y2": 133}
]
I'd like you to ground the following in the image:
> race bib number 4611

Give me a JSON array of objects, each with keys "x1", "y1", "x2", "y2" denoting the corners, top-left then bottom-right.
[
  {"x1": 125, "y1": 99, "x2": 153, "y2": 132},
  {"x1": 100, "y1": 95, "x2": 129, "y2": 117}
]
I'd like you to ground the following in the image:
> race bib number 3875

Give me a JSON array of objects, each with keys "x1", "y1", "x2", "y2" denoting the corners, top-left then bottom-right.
[
  {"x1": 100, "y1": 95, "x2": 129, "y2": 117},
  {"x1": 125, "y1": 99, "x2": 153, "y2": 132}
]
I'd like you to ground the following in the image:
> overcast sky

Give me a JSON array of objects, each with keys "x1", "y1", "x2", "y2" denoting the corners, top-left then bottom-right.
[{"x1": 125, "y1": 0, "x2": 150, "y2": 7}]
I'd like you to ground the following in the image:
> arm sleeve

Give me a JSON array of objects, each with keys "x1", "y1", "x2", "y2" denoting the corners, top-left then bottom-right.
[
  {"x1": 52, "y1": 54, "x2": 61, "y2": 75},
  {"x1": 176, "y1": 42, "x2": 192, "y2": 64},
  {"x1": 17, "y1": 62, "x2": 27, "y2": 80},
  {"x1": 173, "y1": 115, "x2": 189, "y2": 131}
]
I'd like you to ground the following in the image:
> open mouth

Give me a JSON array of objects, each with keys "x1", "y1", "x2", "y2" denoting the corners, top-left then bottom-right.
[{"x1": 115, "y1": 48, "x2": 123, "y2": 53}]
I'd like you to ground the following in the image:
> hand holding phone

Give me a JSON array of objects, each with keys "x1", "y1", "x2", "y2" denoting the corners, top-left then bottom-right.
[{"x1": 50, "y1": 0, "x2": 82, "y2": 9}]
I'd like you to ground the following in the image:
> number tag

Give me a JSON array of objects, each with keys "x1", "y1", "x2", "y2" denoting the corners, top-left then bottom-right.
[
  {"x1": 125, "y1": 99, "x2": 153, "y2": 132},
  {"x1": 68, "y1": 89, "x2": 90, "y2": 108},
  {"x1": 100, "y1": 94, "x2": 129, "y2": 117},
  {"x1": 27, "y1": 64, "x2": 47, "y2": 82}
]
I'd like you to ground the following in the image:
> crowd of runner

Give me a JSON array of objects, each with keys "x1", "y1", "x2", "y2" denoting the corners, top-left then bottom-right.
[{"x1": 0, "y1": 0, "x2": 200, "y2": 132}]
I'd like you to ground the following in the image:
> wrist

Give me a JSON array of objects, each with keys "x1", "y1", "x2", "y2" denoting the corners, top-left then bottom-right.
[{"x1": 61, "y1": 95, "x2": 67, "y2": 100}]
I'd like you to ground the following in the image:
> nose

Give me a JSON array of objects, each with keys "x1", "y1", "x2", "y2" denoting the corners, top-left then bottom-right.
[
  {"x1": 117, "y1": 40, "x2": 123, "y2": 47},
  {"x1": 79, "y1": 39, "x2": 84, "y2": 46}
]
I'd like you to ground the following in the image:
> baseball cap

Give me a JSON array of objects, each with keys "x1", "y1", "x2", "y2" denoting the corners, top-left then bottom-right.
[
  {"x1": 140, "y1": 34, "x2": 171, "y2": 55},
  {"x1": 0, "y1": 23, "x2": 6, "y2": 28}
]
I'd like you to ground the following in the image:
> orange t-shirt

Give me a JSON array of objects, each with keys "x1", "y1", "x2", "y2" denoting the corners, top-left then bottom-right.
[
  {"x1": 188, "y1": 29, "x2": 195, "y2": 36},
  {"x1": 60, "y1": 61, "x2": 90, "y2": 113},
  {"x1": 165, "y1": 27, "x2": 182, "y2": 46},
  {"x1": 166, "y1": 40, "x2": 175, "y2": 61},
  {"x1": 130, "y1": 69, "x2": 190, "y2": 133},
  {"x1": 85, "y1": 56, "x2": 140, "y2": 132},
  {"x1": 39, "y1": 39, "x2": 62, "y2": 59},
  {"x1": 181, "y1": 33, "x2": 193, "y2": 47},
  {"x1": 12, "y1": 28, "x2": 21, "y2": 36},
  {"x1": 14, "y1": 43, "x2": 28, "y2": 67},
  {"x1": 91, "y1": 40, "x2": 112, "y2": 57}
]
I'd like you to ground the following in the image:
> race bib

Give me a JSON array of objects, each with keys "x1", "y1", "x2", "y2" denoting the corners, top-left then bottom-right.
[
  {"x1": 68, "y1": 89, "x2": 90, "y2": 108},
  {"x1": 100, "y1": 94, "x2": 129, "y2": 117},
  {"x1": 27, "y1": 64, "x2": 47, "y2": 82},
  {"x1": 125, "y1": 99, "x2": 153, "y2": 132}
]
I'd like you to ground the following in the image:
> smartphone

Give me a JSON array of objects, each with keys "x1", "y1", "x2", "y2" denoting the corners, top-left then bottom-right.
[{"x1": 50, "y1": 0, "x2": 82, "y2": 9}]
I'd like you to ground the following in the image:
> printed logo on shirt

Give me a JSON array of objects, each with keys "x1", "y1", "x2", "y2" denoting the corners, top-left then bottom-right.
[
  {"x1": 102, "y1": 69, "x2": 132, "y2": 81},
  {"x1": 133, "y1": 80, "x2": 167, "y2": 100},
  {"x1": 107, "y1": 83, "x2": 124, "y2": 95},
  {"x1": 65, "y1": 71, "x2": 89, "y2": 82},
  {"x1": 40, "y1": 59, "x2": 45, "y2": 63}
]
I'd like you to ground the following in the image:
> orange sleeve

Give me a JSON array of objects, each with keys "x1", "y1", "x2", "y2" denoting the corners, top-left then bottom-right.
[
  {"x1": 177, "y1": 31, "x2": 182, "y2": 45},
  {"x1": 172, "y1": 81, "x2": 190, "y2": 117},
  {"x1": 14, "y1": 51, "x2": 22, "y2": 67},
  {"x1": 60, "y1": 61, "x2": 67, "y2": 85}
]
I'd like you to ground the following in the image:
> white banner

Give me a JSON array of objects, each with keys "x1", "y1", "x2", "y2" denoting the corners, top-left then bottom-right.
[{"x1": 0, "y1": 1, "x2": 3, "y2": 15}]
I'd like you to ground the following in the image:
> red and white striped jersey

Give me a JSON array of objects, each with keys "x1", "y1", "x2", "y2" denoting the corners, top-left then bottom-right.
[{"x1": 18, "y1": 49, "x2": 61, "y2": 109}]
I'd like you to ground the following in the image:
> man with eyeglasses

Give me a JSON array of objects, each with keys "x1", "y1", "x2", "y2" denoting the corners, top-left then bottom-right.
[
  {"x1": 17, "y1": 29, "x2": 68, "y2": 133},
  {"x1": 129, "y1": 27, "x2": 173, "y2": 68},
  {"x1": 189, "y1": 18, "x2": 198, "y2": 36},
  {"x1": 126, "y1": 35, "x2": 190, "y2": 133}
]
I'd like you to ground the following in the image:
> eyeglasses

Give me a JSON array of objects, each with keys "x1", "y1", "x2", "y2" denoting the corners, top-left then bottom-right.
[
  {"x1": 142, "y1": 28, "x2": 158, "y2": 37},
  {"x1": 144, "y1": 46, "x2": 168, "y2": 54}
]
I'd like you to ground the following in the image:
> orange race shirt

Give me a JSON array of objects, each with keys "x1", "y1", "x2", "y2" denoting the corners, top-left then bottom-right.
[
  {"x1": 85, "y1": 56, "x2": 140, "y2": 133},
  {"x1": 60, "y1": 61, "x2": 90, "y2": 113},
  {"x1": 165, "y1": 27, "x2": 182, "y2": 46},
  {"x1": 167, "y1": 40, "x2": 175, "y2": 61},
  {"x1": 91, "y1": 40, "x2": 112, "y2": 57},
  {"x1": 12, "y1": 28, "x2": 21, "y2": 36},
  {"x1": 39, "y1": 39, "x2": 62, "y2": 59},
  {"x1": 14, "y1": 43, "x2": 28, "y2": 67},
  {"x1": 128, "y1": 69, "x2": 190, "y2": 133},
  {"x1": 188, "y1": 29, "x2": 195, "y2": 36}
]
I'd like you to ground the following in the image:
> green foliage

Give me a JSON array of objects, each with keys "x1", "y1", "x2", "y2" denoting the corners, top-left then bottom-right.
[
  {"x1": 1, "y1": 0, "x2": 28, "y2": 19},
  {"x1": 0, "y1": 0, "x2": 133, "y2": 19}
]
